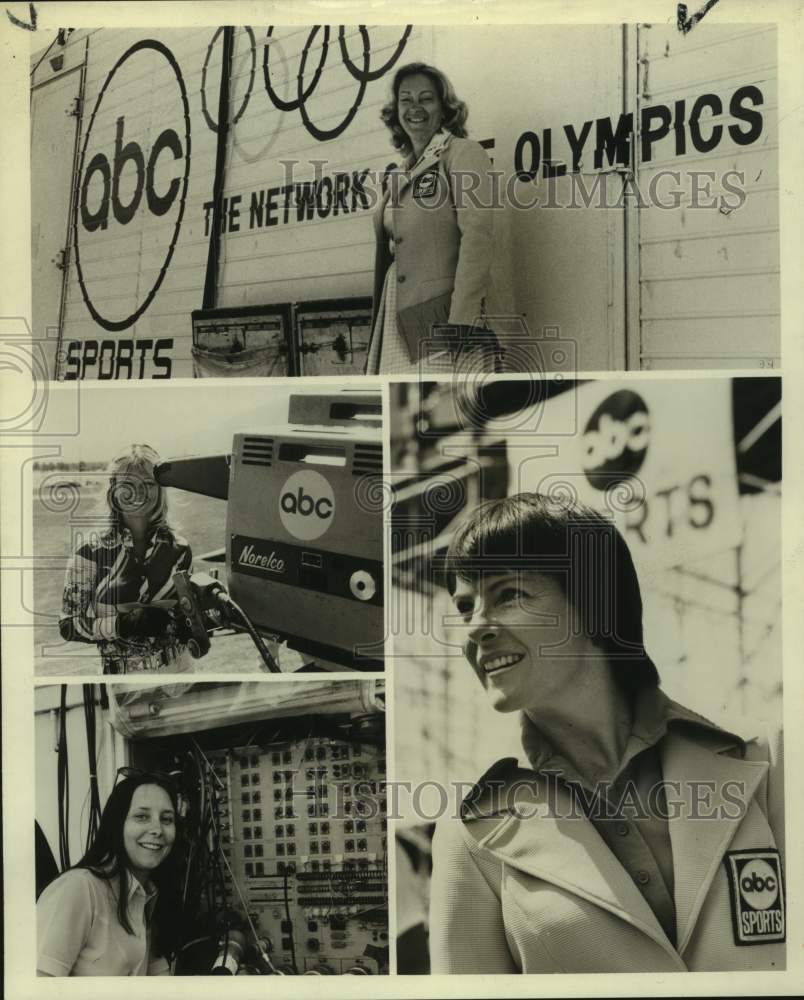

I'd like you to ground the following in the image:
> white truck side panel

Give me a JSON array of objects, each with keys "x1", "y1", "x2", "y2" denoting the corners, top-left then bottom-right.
[
  {"x1": 60, "y1": 28, "x2": 220, "y2": 378},
  {"x1": 219, "y1": 25, "x2": 626, "y2": 371},
  {"x1": 468, "y1": 24, "x2": 626, "y2": 371},
  {"x1": 218, "y1": 25, "x2": 415, "y2": 309},
  {"x1": 30, "y1": 65, "x2": 84, "y2": 377},
  {"x1": 33, "y1": 23, "x2": 779, "y2": 378},
  {"x1": 635, "y1": 23, "x2": 779, "y2": 369}
]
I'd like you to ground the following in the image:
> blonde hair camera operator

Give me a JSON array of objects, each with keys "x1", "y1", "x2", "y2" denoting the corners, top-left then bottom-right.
[{"x1": 59, "y1": 444, "x2": 193, "y2": 674}]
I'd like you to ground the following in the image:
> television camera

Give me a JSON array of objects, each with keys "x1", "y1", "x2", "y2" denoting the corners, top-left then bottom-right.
[{"x1": 152, "y1": 392, "x2": 384, "y2": 672}]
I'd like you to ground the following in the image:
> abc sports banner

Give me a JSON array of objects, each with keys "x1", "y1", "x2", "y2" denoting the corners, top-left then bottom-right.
[{"x1": 493, "y1": 379, "x2": 741, "y2": 572}]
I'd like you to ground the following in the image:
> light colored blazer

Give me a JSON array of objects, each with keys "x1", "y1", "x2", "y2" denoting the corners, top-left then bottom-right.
[
  {"x1": 429, "y1": 723, "x2": 785, "y2": 973},
  {"x1": 372, "y1": 134, "x2": 495, "y2": 333}
]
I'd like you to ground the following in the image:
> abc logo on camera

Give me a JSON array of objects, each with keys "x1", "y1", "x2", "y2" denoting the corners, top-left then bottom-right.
[
  {"x1": 582, "y1": 390, "x2": 650, "y2": 491},
  {"x1": 279, "y1": 471, "x2": 335, "y2": 542},
  {"x1": 74, "y1": 40, "x2": 191, "y2": 332},
  {"x1": 725, "y1": 849, "x2": 785, "y2": 945}
]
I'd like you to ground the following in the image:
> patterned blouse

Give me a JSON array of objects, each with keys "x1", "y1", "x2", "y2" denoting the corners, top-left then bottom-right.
[{"x1": 60, "y1": 524, "x2": 193, "y2": 674}]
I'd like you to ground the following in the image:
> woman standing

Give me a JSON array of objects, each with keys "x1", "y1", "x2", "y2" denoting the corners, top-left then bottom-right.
[
  {"x1": 37, "y1": 772, "x2": 183, "y2": 976},
  {"x1": 59, "y1": 444, "x2": 193, "y2": 674},
  {"x1": 366, "y1": 62, "x2": 498, "y2": 374},
  {"x1": 429, "y1": 493, "x2": 785, "y2": 973}
]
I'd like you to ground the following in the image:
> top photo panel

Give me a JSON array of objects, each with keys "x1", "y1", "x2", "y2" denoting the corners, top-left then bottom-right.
[{"x1": 30, "y1": 21, "x2": 779, "y2": 379}]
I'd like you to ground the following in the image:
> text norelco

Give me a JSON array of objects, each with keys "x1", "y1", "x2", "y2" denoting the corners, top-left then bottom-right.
[{"x1": 238, "y1": 545, "x2": 286, "y2": 574}]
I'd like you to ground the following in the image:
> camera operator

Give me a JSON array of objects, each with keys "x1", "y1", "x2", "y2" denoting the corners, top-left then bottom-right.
[{"x1": 59, "y1": 444, "x2": 192, "y2": 674}]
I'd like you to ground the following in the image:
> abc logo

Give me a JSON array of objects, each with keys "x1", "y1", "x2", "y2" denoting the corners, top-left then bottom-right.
[
  {"x1": 738, "y1": 859, "x2": 779, "y2": 910},
  {"x1": 74, "y1": 40, "x2": 191, "y2": 332},
  {"x1": 80, "y1": 118, "x2": 183, "y2": 231},
  {"x1": 582, "y1": 390, "x2": 650, "y2": 491},
  {"x1": 279, "y1": 471, "x2": 335, "y2": 541}
]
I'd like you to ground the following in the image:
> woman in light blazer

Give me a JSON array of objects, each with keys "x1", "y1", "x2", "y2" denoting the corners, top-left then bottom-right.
[
  {"x1": 365, "y1": 63, "x2": 498, "y2": 375},
  {"x1": 429, "y1": 493, "x2": 785, "y2": 973}
]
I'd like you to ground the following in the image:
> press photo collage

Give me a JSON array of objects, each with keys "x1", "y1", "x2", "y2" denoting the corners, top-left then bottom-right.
[{"x1": 2, "y1": 5, "x2": 801, "y2": 997}]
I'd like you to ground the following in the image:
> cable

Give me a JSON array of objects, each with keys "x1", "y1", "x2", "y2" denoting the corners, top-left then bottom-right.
[
  {"x1": 218, "y1": 595, "x2": 281, "y2": 672},
  {"x1": 181, "y1": 840, "x2": 196, "y2": 910},
  {"x1": 56, "y1": 686, "x2": 70, "y2": 870},
  {"x1": 199, "y1": 751, "x2": 231, "y2": 969},
  {"x1": 82, "y1": 685, "x2": 102, "y2": 851},
  {"x1": 206, "y1": 773, "x2": 278, "y2": 972},
  {"x1": 190, "y1": 740, "x2": 285, "y2": 975},
  {"x1": 196, "y1": 752, "x2": 216, "y2": 925},
  {"x1": 163, "y1": 743, "x2": 222, "y2": 973},
  {"x1": 181, "y1": 748, "x2": 205, "y2": 915},
  {"x1": 282, "y1": 868, "x2": 299, "y2": 975},
  {"x1": 200, "y1": 751, "x2": 229, "y2": 913},
  {"x1": 177, "y1": 745, "x2": 218, "y2": 964},
  {"x1": 188, "y1": 743, "x2": 210, "y2": 908},
  {"x1": 179, "y1": 933, "x2": 217, "y2": 952}
]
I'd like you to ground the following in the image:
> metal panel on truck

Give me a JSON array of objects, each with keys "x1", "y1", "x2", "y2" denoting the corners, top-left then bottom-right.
[
  {"x1": 57, "y1": 28, "x2": 219, "y2": 379},
  {"x1": 31, "y1": 55, "x2": 85, "y2": 377},
  {"x1": 217, "y1": 25, "x2": 627, "y2": 372},
  {"x1": 464, "y1": 23, "x2": 627, "y2": 371},
  {"x1": 32, "y1": 23, "x2": 781, "y2": 378},
  {"x1": 634, "y1": 23, "x2": 779, "y2": 370}
]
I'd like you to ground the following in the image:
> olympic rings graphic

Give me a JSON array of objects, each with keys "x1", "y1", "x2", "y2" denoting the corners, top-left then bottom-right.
[
  {"x1": 263, "y1": 24, "x2": 331, "y2": 113},
  {"x1": 264, "y1": 25, "x2": 412, "y2": 140},
  {"x1": 339, "y1": 24, "x2": 413, "y2": 82},
  {"x1": 201, "y1": 26, "x2": 257, "y2": 132},
  {"x1": 296, "y1": 27, "x2": 369, "y2": 142},
  {"x1": 202, "y1": 25, "x2": 411, "y2": 139}
]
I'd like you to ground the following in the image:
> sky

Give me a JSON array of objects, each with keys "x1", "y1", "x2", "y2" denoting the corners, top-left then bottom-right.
[{"x1": 34, "y1": 383, "x2": 357, "y2": 464}]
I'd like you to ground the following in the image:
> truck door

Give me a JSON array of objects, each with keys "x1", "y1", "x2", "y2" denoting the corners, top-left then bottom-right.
[
  {"x1": 31, "y1": 62, "x2": 85, "y2": 378},
  {"x1": 430, "y1": 24, "x2": 629, "y2": 372},
  {"x1": 631, "y1": 22, "x2": 779, "y2": 369}
]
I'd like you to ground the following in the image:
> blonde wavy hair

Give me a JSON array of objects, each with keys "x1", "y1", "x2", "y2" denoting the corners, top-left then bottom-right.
[
  {"x1": 380, "y1": 62, "x2": 469, "y2": 156},
  {"x1": 104, "y1": 444, "x2": 172, "y2": 535}
]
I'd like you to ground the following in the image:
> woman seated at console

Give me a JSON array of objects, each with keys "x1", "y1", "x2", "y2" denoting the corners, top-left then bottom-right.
[{"x1": 37, "y1": 771, "x2": 183, "y2": 976}]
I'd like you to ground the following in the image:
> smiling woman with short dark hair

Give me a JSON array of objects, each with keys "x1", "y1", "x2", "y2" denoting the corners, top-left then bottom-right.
[{"x1": 428, "y1": 491, "x2": 785, "y2": 974}]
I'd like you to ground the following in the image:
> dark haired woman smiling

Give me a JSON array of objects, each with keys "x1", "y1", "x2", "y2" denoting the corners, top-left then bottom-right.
[
  {"x1": 37, "y1": 772, "x2": 183, "y2": 976},
  {"x1": 429, "y1": 493, "x2": 785, "y2": 974}
]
